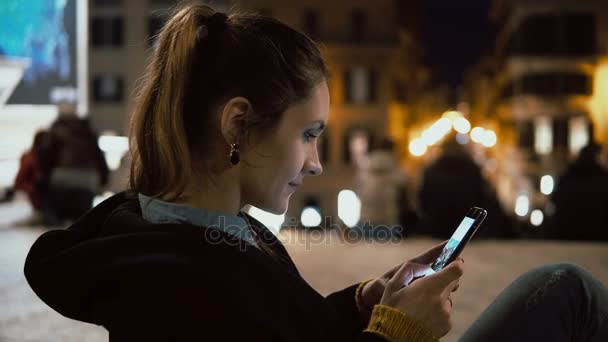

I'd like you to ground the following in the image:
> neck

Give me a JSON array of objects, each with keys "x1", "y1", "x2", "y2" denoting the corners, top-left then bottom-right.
[{"x1": 172, "y1": 172, "x2": 242, "y2": 215}]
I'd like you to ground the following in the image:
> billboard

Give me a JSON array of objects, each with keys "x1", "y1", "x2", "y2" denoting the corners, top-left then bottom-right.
[{"x1": 0, "y1": 0, "x2": 79, "y2": 105}]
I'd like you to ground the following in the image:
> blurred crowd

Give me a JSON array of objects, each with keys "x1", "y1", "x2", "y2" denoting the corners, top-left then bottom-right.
[
  {"x1": 11, "y1": 113, "x2": 109, "y2": 226},
  {"x1": 353, "y1": 137, "x2": 608, "y2": 242}
]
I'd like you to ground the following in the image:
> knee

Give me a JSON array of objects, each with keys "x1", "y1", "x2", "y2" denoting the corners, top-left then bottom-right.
[
  {"x1": 545, "y1": 262, "x2": 586, "y2": 277},
  {"x1": 533, "y1": 262, "x2": 589, "y2": 285}
]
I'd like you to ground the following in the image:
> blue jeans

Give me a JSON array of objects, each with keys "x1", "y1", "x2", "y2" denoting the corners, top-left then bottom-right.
[{"x1": 461, "y1": 263, "x2": 608, "y2": 341}]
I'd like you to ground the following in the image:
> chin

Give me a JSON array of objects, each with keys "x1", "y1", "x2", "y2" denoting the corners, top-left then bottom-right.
[{"x1": 261, "y1": 198, "x2": 289, "y2": 216}]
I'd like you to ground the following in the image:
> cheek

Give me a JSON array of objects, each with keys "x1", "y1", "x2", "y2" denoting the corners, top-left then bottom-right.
[{"x1": 283, "y1": 140, "x2": 307, "y2": 176}]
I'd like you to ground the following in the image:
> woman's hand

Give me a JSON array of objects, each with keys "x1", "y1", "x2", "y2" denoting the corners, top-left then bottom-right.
[
  {"x1": 380, "y1": 258, "x2": 464, "y2": 338},
  {"x1": 359, "y1": 241, "x2": 448, "y2": 315}
]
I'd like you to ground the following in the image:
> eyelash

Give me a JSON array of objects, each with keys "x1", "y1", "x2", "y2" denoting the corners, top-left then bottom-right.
[{"x1": 304, "y1": 132, "x2": 318, "y2": 143}]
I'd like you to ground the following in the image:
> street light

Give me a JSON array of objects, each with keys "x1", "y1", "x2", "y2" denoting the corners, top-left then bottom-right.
[
  {"x1": 453, "y1": 117, "x2": 471, "y2": 134},
  {"x1": 515, "y1": 194, "x2": 529, "y2": 217},
  {"x1": 338, "y1": 190, "x2": 361, "y2": 228},
  {"x1": 530, "y1": 209, "x2": 544, "y2": 226},
  {"x1": 409, "y1": 138, "x2": 427, "y2": 156},
  {"x1": 301, "y1": 206, "x2": 322, "y2": 227},
  {"x1": 540, "y1": 175, "x2": 554, "y2": 195},
  {"x1": 470, "y1": 127, "x2": 485, "y2": 143},
  {"x1": 481, "y1": 129, "x2": 497, "y2": 148}
]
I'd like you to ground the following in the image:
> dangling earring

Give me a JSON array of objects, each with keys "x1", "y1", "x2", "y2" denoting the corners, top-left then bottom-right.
[{"x1": 229, "y1": 142, "x2": 240, "y2": 165}]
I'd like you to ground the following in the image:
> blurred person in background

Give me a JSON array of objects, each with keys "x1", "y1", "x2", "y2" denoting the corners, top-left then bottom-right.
[
  {"x1": 548, "y1": 141, "x2": 608, "y2": 241},
  {"x1": 416, "y1": 139, "x2": 514, "y2": 239},
  {"x1": 13, "y1": 130, "x2": 51, "y2": 224},
  {"x1": 41, "y1": 112, "x2": 109, "y2": 225},
  {"x1": 24, "y1": 4, "x2": 608, "y2": 342},
  {"x1": 354, "y1": 138, "x2": 416, "y2": 239}
]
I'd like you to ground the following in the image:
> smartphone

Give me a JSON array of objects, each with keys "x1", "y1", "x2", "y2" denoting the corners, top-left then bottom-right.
[{"x1": 423, "y1": 207, "x2": 487, "y2": 277}]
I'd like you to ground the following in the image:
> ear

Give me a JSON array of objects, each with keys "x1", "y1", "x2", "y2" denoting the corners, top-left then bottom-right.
[{"x1": 220, "y1": 97, "x2": 251, "y2": 145}]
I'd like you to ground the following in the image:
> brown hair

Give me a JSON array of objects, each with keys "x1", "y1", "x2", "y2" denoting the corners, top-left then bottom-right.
[{"x1": 129, "y1": 3, "x2": 328, "y2": 201}]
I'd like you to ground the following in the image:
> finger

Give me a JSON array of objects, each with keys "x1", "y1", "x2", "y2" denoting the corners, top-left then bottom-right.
[
  {"x1": 383, "y1": 262, "x2": 404, "y2": 279},
  {"x1": 410, "y1": 240, "x2": 448, "y2": 265},
  {"x1": 440, "y1": 291, "x2": 455, "y2": 314},
  {"x1": 387, "y1": 262, "x2": 430, "y2": 290},
  {"x1": 442, "y1": 279, "x2": 460, "y2": 298}
]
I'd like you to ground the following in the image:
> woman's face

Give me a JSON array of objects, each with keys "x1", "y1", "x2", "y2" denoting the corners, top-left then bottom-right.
[{"x1": 240, "y1": 81, "x2": 329, "y2": 215}]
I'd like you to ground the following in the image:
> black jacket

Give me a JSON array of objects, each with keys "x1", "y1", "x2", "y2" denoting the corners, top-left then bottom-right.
[{"x1": 24, "y1": 192, "x2": 387, "y2": 341}]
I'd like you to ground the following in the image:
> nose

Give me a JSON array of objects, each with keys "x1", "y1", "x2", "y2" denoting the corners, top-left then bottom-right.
[{"x1": 303, "y1": 145, "x2": 323, "y2": 176}]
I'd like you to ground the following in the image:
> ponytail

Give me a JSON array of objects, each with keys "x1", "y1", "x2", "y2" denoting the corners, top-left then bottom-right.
[{"x1": 130, "y1": 5, "x2": 215, "y2": 200}]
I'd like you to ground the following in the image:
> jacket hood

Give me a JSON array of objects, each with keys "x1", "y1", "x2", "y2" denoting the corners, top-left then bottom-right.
[{"x1": 23, "y1": 191, "x2": 256, "y2": 324}]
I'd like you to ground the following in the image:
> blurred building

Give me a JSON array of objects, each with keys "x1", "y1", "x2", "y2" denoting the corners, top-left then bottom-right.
[
  {"x1": 465, "y1": 0, "x2": 608, "y2": 222},
  {"x1": 88, "y1": 0, "x2": 233, "y2": 133}
]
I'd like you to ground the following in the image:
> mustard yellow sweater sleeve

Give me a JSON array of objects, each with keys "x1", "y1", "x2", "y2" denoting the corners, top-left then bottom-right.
[{"x1": 355, "y1": 281, "x2": 438, "y2": 342}]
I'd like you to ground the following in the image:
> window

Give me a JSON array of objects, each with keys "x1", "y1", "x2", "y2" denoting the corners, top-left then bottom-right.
[
  {"x1": 563, "y1": 14, "x2": 597, "y2": 55},
  {"x1": 502, "y1": 72, "x2": 591, "y2": 98},
  {"x1": 148, "y1": 15, "x2": 167, "y2": 46},
  {"x1": 512, "y1": 15, "x2": 557, "y2": 55},
  {"x1": 344, "y1": 67, "x2": 377, "y2": 104},
  {"x1": 562, "y1": 73, "x2": 591, "y2": 95},
  {"x1": 92, "y1": 75, "x2": 124, "y2": 103},
  {"x1": 304, "y1": 10, "x2": 320, "y2": 39},
  {"x1": 569, "y1": 116, "x2": 590, "y2": 155},
  {"x1": 94, "y1": 0, "x2": 122, "y2": 6},
  {"x1": 343, "y1": 129, "x2": 371, "y2": 165},
  {"x1": 508, "y1": 13, "x2": 596, "y2": 56},
  {"x1": 91, "y1": 16, "x2": 124, "y2": 47},
  {"x1": 351, "y1": 10, "x2": 367, "y2": 42},
  {"x1": 517, "y1": 120, "x2": 534, "y2": 149},
  {"x1": 535, "y1": 116, "x2": 553, "y2": 155}
]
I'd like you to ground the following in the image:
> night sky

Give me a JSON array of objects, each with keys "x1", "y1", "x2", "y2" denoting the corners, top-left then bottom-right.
[{"x1": 420, "y1": 0, "x2": 497, "y2": 92}]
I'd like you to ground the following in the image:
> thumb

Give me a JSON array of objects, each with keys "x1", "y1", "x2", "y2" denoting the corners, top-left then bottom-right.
[
  {"x1": 426, "y1": 259, "x2": 464, "y2": 288},
  {"x1": 387, "y1": 262, "x2": 430, "y2": 290}
]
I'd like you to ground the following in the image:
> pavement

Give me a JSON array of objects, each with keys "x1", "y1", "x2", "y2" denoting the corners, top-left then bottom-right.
[{"x1": 1, "y1": 198, "x2": 607, "y2": 341}]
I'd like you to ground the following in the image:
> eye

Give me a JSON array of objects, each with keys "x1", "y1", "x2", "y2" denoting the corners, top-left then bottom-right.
[{"x1": 304, "y1": 131, "x2": 318, "y2": 143}]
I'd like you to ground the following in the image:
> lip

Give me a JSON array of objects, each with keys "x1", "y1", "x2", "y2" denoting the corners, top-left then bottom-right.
[{"x1": 288, "y1": 182, "x2": 301, "y2": 187}]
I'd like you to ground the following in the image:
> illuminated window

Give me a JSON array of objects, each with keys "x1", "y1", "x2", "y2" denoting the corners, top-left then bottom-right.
[
  {"x1": 569, "y1": 116, "x2": 590, "y2": 155},
  {"x1": 535, "y1": 116, "x2": 553, "y2": 155},
  {"x1": 344, "y1": 67, "x2": 377, "y2": 104},
  {"x1": 343, "y1": 128, "x2": 371, "y2": 165}
]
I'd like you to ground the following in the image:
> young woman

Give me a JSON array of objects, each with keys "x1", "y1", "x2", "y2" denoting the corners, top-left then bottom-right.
[{"x1": 25, "y1": 4, "x2": 608, "y2": 341}]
